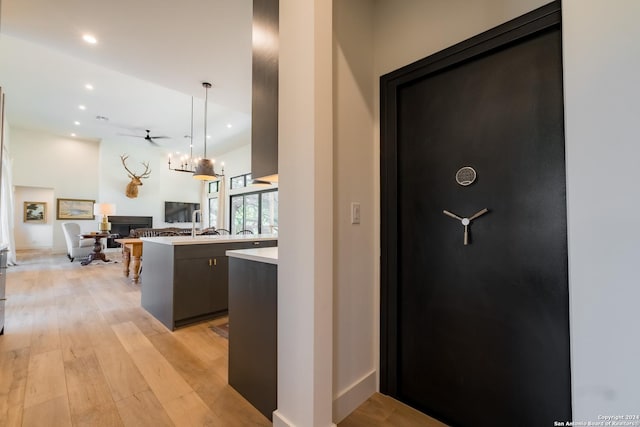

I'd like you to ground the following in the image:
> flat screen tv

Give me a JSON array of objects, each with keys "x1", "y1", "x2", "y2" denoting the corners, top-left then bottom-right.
[{"x1": 164, "y1": 201, "x2": 200, "y2": 223}]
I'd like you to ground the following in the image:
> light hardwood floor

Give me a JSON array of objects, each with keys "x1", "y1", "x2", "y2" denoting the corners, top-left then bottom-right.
[{"x1": 1, "y1": 250, "x2": 446, "y2": 427}]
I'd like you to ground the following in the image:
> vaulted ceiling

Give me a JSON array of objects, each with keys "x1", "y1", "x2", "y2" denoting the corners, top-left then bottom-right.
[{"x1": 0, "y1": 0, "x2": 253, "y2": 156}]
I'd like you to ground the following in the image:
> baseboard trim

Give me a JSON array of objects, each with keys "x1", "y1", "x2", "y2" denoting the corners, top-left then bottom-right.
[
  {"x1": 272, "y1": 410, "x2": 293, "y2": 427},
  {"x1": 273, "y1": 409, "x2": 338, "y2": 427},
  {"x1": 332, "y1": 369, "x2": 377, "y2": 423},
  {"x1": 273, "y1": 369, "x2": 377, "y2": 427}
]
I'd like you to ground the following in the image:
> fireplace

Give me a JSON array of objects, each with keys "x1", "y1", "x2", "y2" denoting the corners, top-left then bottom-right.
[{"x1": 107, "y1": 215, "x2": 153, "y2": 248}]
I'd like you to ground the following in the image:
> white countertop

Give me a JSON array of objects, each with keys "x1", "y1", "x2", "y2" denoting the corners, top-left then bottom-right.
[
  {"x1": 226, "y1": 247, "x2": 278, "y2": 265},
  {"x1": 140, "y1": 233, "x2": 278, "y2": 246}
]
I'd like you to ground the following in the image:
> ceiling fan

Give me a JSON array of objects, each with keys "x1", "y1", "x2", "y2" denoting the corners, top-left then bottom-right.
[{"x1": 120, "y1": 129, "x2": 170, "y2": 145}]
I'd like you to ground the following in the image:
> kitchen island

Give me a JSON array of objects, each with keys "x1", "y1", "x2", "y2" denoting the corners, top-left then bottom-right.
[
  {"x1": 226, "y1": 246, "x2": 278, "y2": 421},
  {"x1": 140, "y1": 234, "x2": 277, "y2": 330}
]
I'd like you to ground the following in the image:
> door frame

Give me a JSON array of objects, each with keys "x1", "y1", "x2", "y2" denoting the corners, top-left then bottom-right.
[{"x1": 379, "y1": 1, "x2": 563, "y2": 396}]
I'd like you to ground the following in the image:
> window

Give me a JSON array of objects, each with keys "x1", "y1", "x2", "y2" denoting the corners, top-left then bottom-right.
[
  {"x1": 230, "y1": 189, "x2": 278, "y2": 234},
  {"x1": 260, "y1": 190, "x2": 278, "y2": 233},
  {"x1": 207, "y1": 180, "x2": 220, "y2": 227},
  {"x1": 230, "y1": 173, "x2": 252, "y2": 190},
  {"x1": 208, "y1": 197, "x2": 218, "y2": 227}
]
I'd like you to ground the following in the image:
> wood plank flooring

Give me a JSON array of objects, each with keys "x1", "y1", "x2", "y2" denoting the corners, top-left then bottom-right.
[
  {"x1": 339, "y1": 393, "x2": 448, "y2": 427},
  {"x1": 1, "y1": 250, "x2": 446, "y2": 426}
]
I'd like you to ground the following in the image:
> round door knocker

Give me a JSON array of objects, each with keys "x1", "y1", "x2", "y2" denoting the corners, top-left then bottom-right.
[{"x1": 455, "y1": 166, "x2": 477, "y2": 186}]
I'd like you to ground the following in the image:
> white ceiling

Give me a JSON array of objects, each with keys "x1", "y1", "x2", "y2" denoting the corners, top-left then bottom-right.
[{"x1": 0, "y1": 0, "x2": 253, "y2": 156}]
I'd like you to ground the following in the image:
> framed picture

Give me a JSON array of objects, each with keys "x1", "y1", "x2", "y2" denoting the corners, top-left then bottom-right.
[
  {"x1": 56, "y1": 198, "x2": 95, "y2": 220},
  {"x1": 24, "y1": 201, "x2": 47, "y2": 223}
]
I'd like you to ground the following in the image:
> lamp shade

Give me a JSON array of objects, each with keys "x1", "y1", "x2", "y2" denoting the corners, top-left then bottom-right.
[
  {"x1": 192, "y1": 82, "x2": 221, "y2": 181},
  {"x1": 251, "y1": 179, "x2": 272, "y2": 187},
  {"x1": 93, "y1": 203, "x2": 116, "y2": 216},
  {"x1": 193, "y1": 159, "x2": 217, "y2": 181}
]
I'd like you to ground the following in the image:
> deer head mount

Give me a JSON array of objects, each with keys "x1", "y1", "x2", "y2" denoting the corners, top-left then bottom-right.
[{"x1": 120, "y1": 154, "x2": 151, "y2": 198}]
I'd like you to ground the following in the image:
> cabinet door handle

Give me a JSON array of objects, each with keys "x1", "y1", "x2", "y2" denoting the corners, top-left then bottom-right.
[
  {"x1": 209, "y1": 259, "x2": 212, "y2": 267},
  {"x1": 214, "y1": 258, "x2": 217, "y2": 266}
]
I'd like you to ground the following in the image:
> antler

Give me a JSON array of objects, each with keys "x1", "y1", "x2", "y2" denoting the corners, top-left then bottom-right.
[
  {"x1": 120, "y1": 154, "x2": 151, "y2": 179},
  {"x1": 138, "y1": 162, "x2": 151, "y2": 179},
  {"x1": 120, "y1": 155, "x2": 135, "y2": 178}
]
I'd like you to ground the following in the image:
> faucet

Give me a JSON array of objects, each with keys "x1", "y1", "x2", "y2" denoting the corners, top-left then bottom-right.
[{"x1": 191, "y1": 209, "x2": 201, "y2": 238}]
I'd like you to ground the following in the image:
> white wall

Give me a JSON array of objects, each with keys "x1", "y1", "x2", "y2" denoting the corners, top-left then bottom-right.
[
  {"x1": 10, "y1": 127, "x2": 100, "y2": 251},
  {"x1": 98, "y1": 136, "x2": 202, "y2": 228},
  {"x1": 373, "y1": 0, "x2": 551, "y2": 76},
  {"x1": 215, "y1": 143, "x2": 251, "y2": 179},
  {"x1": 276, "y1": 0, "x2": 335, "y2": 426},
  {"x1": 13, "y1": 186, "x2": 55, "y2": 249},
  {"x1": 9, "y1": 125, "x2": 252, "y2": 250},
  {"x1": 563, "y1": 0, "x2": 640, "y2": 419},
  {"x1": 98, "y1": 140, "x2": 253, "y2": 231},
  {"x1": 332, "y1": 0, "x2": 376, "y2": 422}
]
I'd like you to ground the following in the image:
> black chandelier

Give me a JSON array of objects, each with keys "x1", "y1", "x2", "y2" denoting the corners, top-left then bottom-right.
[{"x1": 168, "y1": 82, "x2": 225, "y2": 181}]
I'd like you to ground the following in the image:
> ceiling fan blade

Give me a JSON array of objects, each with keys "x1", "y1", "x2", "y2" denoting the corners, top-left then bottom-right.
[
  {"x1": 117, "y1": 133, "x2": 146, "y2": 138},
  {"x1": 118, "y1": 130, "x2": 169, "y2": 143}
]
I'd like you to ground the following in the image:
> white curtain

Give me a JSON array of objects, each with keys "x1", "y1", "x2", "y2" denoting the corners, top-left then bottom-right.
[
  {"x1": 0, "y1": 126, "x2": 17, "y2": 265},
  {"x1": 217, "y1": 175, "x2": 226, "y2": 230},
  {"x1": 199, "y1": 180, "x2": 207, "y2": 228}
]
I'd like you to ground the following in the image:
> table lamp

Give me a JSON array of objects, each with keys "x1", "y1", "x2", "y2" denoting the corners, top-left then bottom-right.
[{"x1": 94, "y1": 203, "x2": 116, "y2": 232}]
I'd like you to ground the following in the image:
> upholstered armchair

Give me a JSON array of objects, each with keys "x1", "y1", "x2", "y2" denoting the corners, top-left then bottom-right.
[{"x1": 61, "y1": 222, "x2": 93, "y2": 262}]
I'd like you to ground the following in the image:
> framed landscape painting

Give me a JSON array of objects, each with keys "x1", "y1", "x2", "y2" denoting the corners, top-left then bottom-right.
[
  {"x1": 24, "y1": 201, "x2": 47, "y2": 223},
  {"x1": 56, "y1": 198, "x2": 95, "y2": 220}
]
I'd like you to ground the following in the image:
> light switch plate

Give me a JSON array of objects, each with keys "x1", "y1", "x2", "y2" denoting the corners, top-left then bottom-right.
[{"x1": 351, "y1": 202, "x2": 361, "y2": 224}]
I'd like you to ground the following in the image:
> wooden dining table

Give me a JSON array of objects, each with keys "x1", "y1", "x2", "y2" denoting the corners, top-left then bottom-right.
[{"x1": 114, "y1": 238, "x2": 143, "y2": 283}]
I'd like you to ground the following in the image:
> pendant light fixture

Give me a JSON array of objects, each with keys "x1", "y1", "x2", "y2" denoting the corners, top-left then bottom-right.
[
  {"x1": 168, "y1": 96, "x2": 197, "y2": 173},
  {"x1": 193, "y1": 82, "x2": 223, "y2": 181}
]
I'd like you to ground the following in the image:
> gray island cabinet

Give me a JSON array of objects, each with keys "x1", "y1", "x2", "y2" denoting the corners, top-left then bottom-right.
[
  {"x1": 140, "y1": 235, "x2": 277, "y2": 330},
  {"x1": 226, "y1": 246, "x2": 278, "y2": 421}
]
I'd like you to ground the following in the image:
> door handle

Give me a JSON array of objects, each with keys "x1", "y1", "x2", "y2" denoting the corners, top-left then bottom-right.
[
  {"x1": 443, "y1": 208, "x2": 489, "y2": 245},
  {"x1": 209, "y1": 259, "x2": 212, "y2": 267}
]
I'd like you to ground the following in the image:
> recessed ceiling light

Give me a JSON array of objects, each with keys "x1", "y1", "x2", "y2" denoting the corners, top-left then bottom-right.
[
  {"x1": 74, "y1": 121, "x2": 80, "y2": 126},
  {"x1": 206, "y1": 135, "x2": 211, "y2": 139},
  {"x1": 226, "y1": 123, "x2": 232, "y2": 128},
  {"x1": 85, "y1": 83, "x2": 94, "y2": 90},
  {"x1": 82, "y1": 34, "x2": 97, "y2": 44},
  {"x1": 71, "y1": 133, "x2": 77, "y2": 137},
  {"x1": 78, "y1": 105, "x2": 86, "y2": 110}
]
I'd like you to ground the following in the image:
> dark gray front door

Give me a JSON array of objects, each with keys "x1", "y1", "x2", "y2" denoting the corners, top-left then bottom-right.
[{"x1": 381, "y1": 4, "x2": 571, "y2": 426}]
